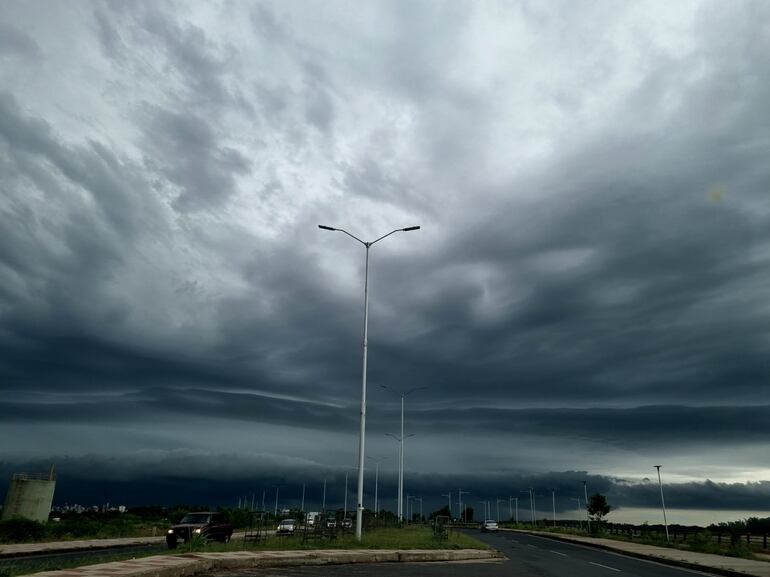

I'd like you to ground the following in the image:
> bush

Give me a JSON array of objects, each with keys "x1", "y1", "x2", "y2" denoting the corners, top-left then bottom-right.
[{"x1": 0, "y1": 518, "x2": 46, "y2": 542}]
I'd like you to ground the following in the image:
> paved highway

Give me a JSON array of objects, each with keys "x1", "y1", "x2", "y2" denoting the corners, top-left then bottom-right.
[{"x1": 208, "y1": 531, "x2": 719, "y2": 577}]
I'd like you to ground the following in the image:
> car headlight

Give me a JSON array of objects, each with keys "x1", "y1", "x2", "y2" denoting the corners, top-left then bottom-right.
[
  {"x1": 167, "y1": 529, "x2": 174, "y2": 534},
  {"x1": 194, "y1": 528, "x2": 202, "y2": 534}
]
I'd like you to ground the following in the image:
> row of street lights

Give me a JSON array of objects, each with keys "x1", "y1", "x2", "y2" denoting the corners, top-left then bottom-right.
[
  {"x1": 318, "y1": 225, "x2": 673, "y2": 540},
  {"x1": 319, "y1": 224, "x2": 421, "y2": 540}
]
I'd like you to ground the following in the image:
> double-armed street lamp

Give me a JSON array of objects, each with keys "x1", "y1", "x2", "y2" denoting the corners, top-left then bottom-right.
[
  {"x1": 319, "y1": 224, "x2": 420, "y2": 541},
  {"x1": 380, "y1": 385, "x2": 426, "y2": 523}
]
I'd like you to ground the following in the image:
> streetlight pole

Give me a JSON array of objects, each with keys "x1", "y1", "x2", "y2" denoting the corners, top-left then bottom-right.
[
  {"x1": 514, "y1": 497, "x2": 518, "y2": 524},
  {"x1": 301, "y1": 483, "x2": 305, "y2": 513},
  {"x1": 583, "y1": 481, "x2": 591, "y2": 532},
  {"x1": 573, "y1": 497, "x2": 582, "y2": 530},
  {"x1": 552, "y1": 489, "x2": 556, "y2": 528},
  {"x1": 655, "y1": 465, "x2": 670, "y2": 542},
  {"x1": 319, "y1": 224, "x2": 420, "y2": 541},
  {"x1": 322, "y1": 479, "x2": 326, "y2": 512},
  {"x1": 386, "y1": 431, "x2": 415, "y2": 523},
  {"x1": 381, "y1": 385, "x2": 426, "y2": 524},
  {"x1": 274, "y1": 486, "x2": 280, "y2": 518},
  {"x1": 344, "y1": 471, "x2": 348, "y2": 519},
  {"x1": 442, "y1": 492, "x2": 452, "y2": 517},
  {"x1": 458, "y1": 489, "x2": 470, "y2": 522},
  {"x1": 367, "y1": 456, "x2": 388, "y2": 517}
]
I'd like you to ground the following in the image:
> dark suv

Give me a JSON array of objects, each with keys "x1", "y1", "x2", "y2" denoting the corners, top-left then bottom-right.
[{"x1": 166, "y1": 512, "x2": 233, "y2": 548}]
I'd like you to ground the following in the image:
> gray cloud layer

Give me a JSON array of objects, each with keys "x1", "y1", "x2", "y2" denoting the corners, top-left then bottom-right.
[{"x1": 1, "y1": 1, "x2": 770, "y2": 517}]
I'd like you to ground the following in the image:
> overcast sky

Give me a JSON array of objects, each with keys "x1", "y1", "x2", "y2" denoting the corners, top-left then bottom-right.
[{"x1": 2, "y1": 0, "x2": 770, "y2": 522}]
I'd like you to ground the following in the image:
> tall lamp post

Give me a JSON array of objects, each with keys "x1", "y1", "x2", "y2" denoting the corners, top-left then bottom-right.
[
  {"x1": 380, "y1": 385, "x2": 426, "y2": 523},
  {"x1": 655, "y1": 465, "x2": 670, "y2": 542},
  {"x1": 319, "y1": 224, "x2": 420, "y2": 540},
  {"x1": 367, "y1": 456, "x2": 388, "y2": 517}
]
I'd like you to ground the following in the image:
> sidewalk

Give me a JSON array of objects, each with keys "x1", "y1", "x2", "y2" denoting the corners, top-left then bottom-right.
[
  {"x1": 514, "y1": 529, "x2": 770, "y2": 577},
  {"x1": 0, "y1": 536, "x2": 166, "y2": 558},
  {"x1": 13, "y1": 549, "x2": 502, "y2": 577}
]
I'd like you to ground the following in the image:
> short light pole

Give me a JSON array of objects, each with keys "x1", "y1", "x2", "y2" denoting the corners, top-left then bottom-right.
[
  {"x1": 442, "y1": 492, "x2": 452, "y2": 517},
  {"x1": 301, "y1": 483, "x2": 305, "y2": 513},
  {"x1": 344, "y1": 471, "x2": 349, "y2": 518},
  {"x1": 520, "y1": 490, "x2": 531, "y2": 525},
  {"x1": 367, "y1": 456, "x2": 388, "y2": 517},
  {"x1": 459, "y1": 489, "x2": 470, "y2": 522},
  {"x1": 406, "y1": 495, "x2": 414, "y2": 523},
  {"x1": 319, "y1": 223, "x2": 420, "y2": 541},
  {"x1": 573, "y1": 497, "x2": 582, "y2": 530},
  {"x1": 552, "y1": 489, "x2": 557, "y2": 528},
  {"x1": 583, "y1": 481, "x2": 591, "y2": 532},
  {"x1": 513, "y1": 496, "x2": 519, "y2": 524},
  {"x1": 655, "y1": 465, "x2": 670, "y2": 542},
  {"x1": 479, "y1": 501, "x2": 487, "y2": 522},
  {"x1": 273, "y1": 486, "x2": 280, "y2": 518}
]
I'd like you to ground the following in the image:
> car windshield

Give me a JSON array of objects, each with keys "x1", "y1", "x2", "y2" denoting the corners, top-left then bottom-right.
[
  {"x1": 180, "y1": 513, "x2": 210, "y2": 524},
  {"x1": 280, "y1": 520, "x2": 293, "y2": 525}
]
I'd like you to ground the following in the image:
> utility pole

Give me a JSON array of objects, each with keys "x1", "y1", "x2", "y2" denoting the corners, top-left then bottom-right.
[
  {"x1": 322, "y1": 479, "x2": 326, "y2": 512},
  {"x1": 344, "y1": 471, "x2": 348, "y2": 518},
  {"x1": 301, "y1": 484, "x2": 305, "y2": 512}
]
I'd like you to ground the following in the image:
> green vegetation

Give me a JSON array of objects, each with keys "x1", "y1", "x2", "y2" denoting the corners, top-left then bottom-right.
[{"x1": 587, "y1": 494, "x2": 611, "y2": 523}]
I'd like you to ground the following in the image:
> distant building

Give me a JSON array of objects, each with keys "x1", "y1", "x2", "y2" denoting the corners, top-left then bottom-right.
[{"x1": 2, "y1": 465, "x2": 57, "y2": 523}]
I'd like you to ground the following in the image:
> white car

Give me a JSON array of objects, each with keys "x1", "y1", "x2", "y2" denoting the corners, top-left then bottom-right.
[
  {"x1": 276, "y1": 519, "x2": 296, "y2": 535},
  {"x1": 481, "y1": 520, "x2": 499, "y2": 532}
]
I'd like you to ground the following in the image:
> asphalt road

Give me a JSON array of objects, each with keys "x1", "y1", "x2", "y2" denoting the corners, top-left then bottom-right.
[{"x1": 209, "y1": 531, "x2": 720, "y2": 577}]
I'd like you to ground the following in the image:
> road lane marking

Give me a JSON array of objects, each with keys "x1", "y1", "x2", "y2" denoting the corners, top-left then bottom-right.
[
  {"x1": 526, "y1": 544, "x2": 538, "y2": 548},
  {"x1": 589, "y1": 561, "x2": 621, "y2": 572},
  {"x1": 549, "y1": 550, "x2": 567, "y2": 557}
]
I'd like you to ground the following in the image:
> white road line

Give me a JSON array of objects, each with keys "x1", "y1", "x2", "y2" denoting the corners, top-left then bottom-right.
[
  {"x1": 526, "y1": 544, "x2": 538, "y2": 548},
  {"x1": 589, "y1": 561, "x2": 621, "y2": 572},
  {"x1": 549, "y1": 550, "x2": 568, "y2": 557}
]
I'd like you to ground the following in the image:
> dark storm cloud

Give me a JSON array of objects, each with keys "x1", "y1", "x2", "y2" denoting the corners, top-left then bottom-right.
[
  {"x1": 0, "y1": 22, "x2": 41, "y2": 58},
  {"x1": 139, "y1": 105, "x2": 251, "y2": 211},
  {"x1": 2, "y1": 0, "x2": 770, "y2": 509},
  {"x1": 3, "y1": 454, "x2": 769, "y2": 516}
]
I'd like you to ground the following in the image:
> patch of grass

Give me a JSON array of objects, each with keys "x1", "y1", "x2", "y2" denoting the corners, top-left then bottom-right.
[{"x1": 195, "y1": 526, "x2": 489, "y2": 553}]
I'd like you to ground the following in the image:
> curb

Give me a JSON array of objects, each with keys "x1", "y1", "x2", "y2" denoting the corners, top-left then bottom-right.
[
  {"x1": 509, "y1": 530, "x2": 764, "y2": 577},
  {"x1": 16, "y1": 548, "x2": 504, "y2": 577}
]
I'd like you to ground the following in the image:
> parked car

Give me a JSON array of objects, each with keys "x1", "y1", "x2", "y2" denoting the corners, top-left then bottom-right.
[
  {"x1": 276, "y1": 518, "x2": 297, "y2": 535},
  {"x1": 341, "y1": 518, "x2": 352, "y2": 529},
  {"x1": 326, "y1": 518, "x2": 337, "y2": 528},
  {"x1": 481, "y1": 520, "x2": 499, "y2": 533},
  {"x1": 166, "y1": 512, "x2": 233, "y2": 548}
]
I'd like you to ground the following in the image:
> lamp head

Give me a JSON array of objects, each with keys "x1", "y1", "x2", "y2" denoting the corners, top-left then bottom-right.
[
  {"x1": 402, "y1": 225, "x2": 420, "y2": 231},
  {"x1": 318, "y1": 225, "x2": 336, "y2": 231}
]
